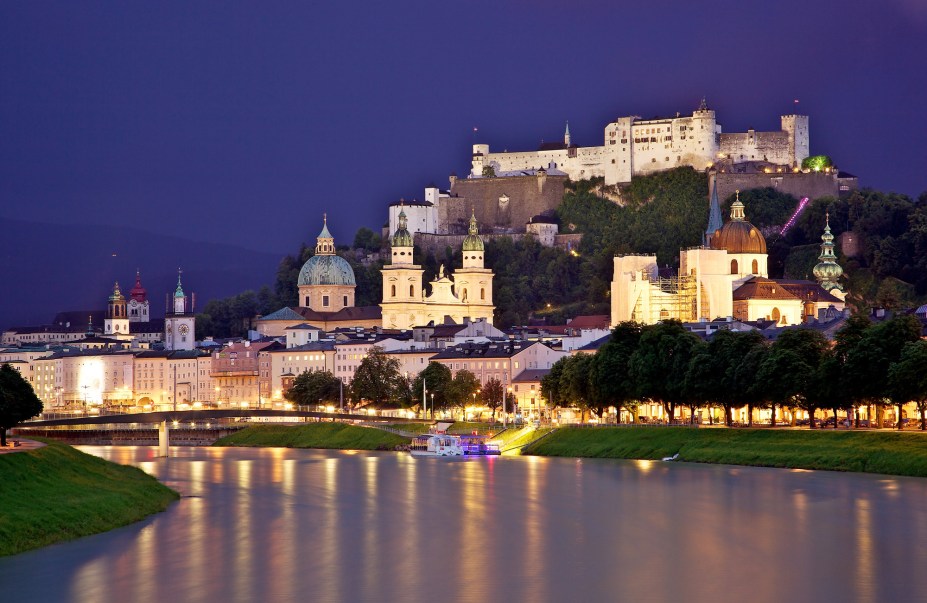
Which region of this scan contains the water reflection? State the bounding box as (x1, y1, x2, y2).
(1, 447, 927, 603)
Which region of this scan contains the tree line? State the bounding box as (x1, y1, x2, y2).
(283, 349, 494, 418)
(542, 314, 927, 429)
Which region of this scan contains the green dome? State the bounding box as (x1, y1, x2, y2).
(298, 254, 356, 286)
(462, 211, 484, 252)
(392, 208, 414, 248)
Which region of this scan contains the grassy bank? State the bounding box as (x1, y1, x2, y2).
(0, 439, 178, 557)
(213, 423, 410, 450)
(524, 427, 927, 477)
(382, 421, 501, 435)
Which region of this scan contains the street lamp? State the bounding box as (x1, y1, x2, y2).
(430, 393, 434, 419)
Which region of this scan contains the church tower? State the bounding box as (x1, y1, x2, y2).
(564, 121, 571, 147)
(381, 207, 425, 329)
(104, 282, 130, 337)
(813, 212, 845, 299)
(454, 211, 495, 312)
(164, 270, 196, 351)
(127, 270, 150, 323)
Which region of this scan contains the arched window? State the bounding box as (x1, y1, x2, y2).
(410, 285, 415, 297)
(752, 259, 758, 275)
(461, 288, 468, 302)
(659, 308, 669, 320)
(391, 285, 396, 298)
(730, 259, 738, 274)
(771, 307, 781, 323)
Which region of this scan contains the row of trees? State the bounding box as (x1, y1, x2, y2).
(284, 349, 503, 417)
(542, 314, 927, 429)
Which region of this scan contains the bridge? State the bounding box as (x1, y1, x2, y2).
(18, 409, 425, 457)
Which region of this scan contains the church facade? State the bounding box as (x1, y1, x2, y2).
(380, 208, 495, 330)
(611, 186, 844, 327)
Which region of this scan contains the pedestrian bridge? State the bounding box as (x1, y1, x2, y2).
(20, 409, 423, 456)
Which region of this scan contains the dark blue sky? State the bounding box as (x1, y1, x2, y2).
(2, 1, 926, 255)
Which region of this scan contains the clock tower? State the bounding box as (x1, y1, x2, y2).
(164, 270, 196, 351)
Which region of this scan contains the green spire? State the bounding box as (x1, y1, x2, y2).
(174, 269, 185, 298)
(813, 212, 844, 292)
(109, 281, 125, 302)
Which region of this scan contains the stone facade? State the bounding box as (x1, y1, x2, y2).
(713, 168, 857, 203)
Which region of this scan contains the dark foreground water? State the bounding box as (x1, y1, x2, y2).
(2, 447, 927, 603)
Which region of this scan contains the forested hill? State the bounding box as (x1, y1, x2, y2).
(195, 168, 927, 336)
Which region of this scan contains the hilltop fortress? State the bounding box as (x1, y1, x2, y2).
(470, 100, 809, 185)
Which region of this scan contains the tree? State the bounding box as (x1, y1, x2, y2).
(716, 330, 766, 427)
(541, 358, 568, 410)
(350, 347, 405, 408)
(0, 364, 43, 446)
(447, 370, 480, 418)
(483, 377, 504, 422)
(591, 322, 643, 421)
(284, 369, 343, 409)
(629, 320, 700, 424)
(560, 354, 595, 420)
(845, 315, 922, 428)
(757, 329, 831, 427)
(888, 341, 927, 430)
(411, 362, 452, 417)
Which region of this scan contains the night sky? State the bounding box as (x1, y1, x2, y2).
(2, 1, 926, 256)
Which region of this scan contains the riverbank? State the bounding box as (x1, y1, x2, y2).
(213, 423, 410, 450)
(524, 427, 927, 477)
(0, 439, 179, 557)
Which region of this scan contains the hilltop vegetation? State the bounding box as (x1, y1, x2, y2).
(195, 167, 927, 336)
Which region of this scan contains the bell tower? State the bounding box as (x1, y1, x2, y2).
(104, 282, 130, 337)
(164, 269, 196, 351)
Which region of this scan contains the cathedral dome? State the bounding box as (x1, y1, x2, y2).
(298, 254, 356, 286)
(462, 211, 484, 252)
(297, 216, 357, 287)
(710, 195, 767, 254)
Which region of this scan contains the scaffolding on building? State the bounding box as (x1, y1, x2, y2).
(629, 273, 698, 324)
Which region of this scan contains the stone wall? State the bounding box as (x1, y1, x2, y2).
(714, 171, 856, 203)
(442, 174, 567, 235)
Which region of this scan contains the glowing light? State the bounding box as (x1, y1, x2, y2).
(780, 197, 810, 236)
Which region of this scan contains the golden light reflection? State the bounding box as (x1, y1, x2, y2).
(635, 459, 654, 474)
(234, 459, 254, 602)
(855, 498, 875, 603)
(320, 457, 341, 602)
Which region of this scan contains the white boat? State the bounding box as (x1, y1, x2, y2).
(409, 434, 464, 457)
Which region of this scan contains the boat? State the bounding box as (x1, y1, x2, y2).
(408, 421, 501, 457)
(409, 433, 464, 457)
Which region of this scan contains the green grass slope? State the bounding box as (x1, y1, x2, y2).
(0, 439, 178, 557)
(524, 427, 927, 477)
(213, 423, 410, 450)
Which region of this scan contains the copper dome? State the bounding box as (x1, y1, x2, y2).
(709, 196, 767, 254)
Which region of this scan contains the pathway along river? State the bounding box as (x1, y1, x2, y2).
(2, 446, 927, 603)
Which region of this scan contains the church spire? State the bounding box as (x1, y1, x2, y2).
(813, 212, 844, 293)
(704, 178, 723, 245)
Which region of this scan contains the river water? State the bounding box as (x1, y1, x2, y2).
(2, 446, 926, 603)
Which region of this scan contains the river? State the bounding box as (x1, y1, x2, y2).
(2, 446, 926, 603)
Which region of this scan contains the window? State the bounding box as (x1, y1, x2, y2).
(480, 288, 485, 300)
(391, 285, 396, 297)
(305, 296, 310, 306)
(752, 259, 758, 274)
(343, 295, 348, 306)
(410, 285, 415, 297)
(731, 259, 738, 274)
(322, 295, 330, 307)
